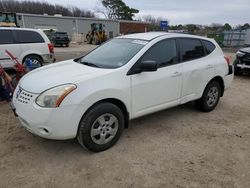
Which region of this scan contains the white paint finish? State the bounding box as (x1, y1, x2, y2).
(12, 32, 233, 140)
(0, 27, 53, 69)
(180, 55, 216, 104)
(131, 63, 183, 118)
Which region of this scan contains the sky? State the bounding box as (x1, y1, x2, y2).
(20, 0, 250, 25)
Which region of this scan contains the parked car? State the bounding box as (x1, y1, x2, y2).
(234, 47, 250, 75)
(50, 32, 70, 47)
(0, 27, 55, 69)
(12, 32, 234, 152)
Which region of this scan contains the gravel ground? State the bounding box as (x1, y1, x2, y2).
(0, 44, 249, 188)
(54, 43, 96, 62)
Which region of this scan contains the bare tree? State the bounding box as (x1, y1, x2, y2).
(0, 0, 95, 18)
(139, 14, 169, 31)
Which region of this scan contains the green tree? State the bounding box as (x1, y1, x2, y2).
(99, 0, 139, 20)
(241, 23, 250, 30)
(185, 24, 199, 33)
(223, 23, 232, 31)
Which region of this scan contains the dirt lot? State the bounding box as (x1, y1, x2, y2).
(0, 44, 250, 188)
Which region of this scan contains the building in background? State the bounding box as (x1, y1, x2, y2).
(208, 29, 250, 47)
(223, 30, 246, 47)
(16, 13, 149, 42)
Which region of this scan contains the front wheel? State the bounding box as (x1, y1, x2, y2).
(92, 35, 99, 45)
(77, 102, 125, 152)
(196, 81, 221, 112)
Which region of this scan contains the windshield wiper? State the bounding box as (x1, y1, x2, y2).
(81, 62, 100, 68)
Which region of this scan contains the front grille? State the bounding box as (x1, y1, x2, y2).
(16, 87, 34, 104)
(243, 54, 250, 61)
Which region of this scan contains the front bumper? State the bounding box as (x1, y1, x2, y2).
(236, 63, 250, 69)
(224, 65, 234, 90)
(54, 40, 70, 44)
(235, 51, 250, 70)
(12, 87, 84, 140)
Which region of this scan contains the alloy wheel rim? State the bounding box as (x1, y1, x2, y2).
(30, 59, 41, 66)
(206, 86, 219, 107)
(91, 113, 119, 145)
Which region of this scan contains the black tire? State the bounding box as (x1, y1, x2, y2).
(23, 55, 43, 70)
(234, 67, 243, 76)
(196, 81, 221, 112)
(92, 35, 99, 45)
(77, 102, 125, 152)
(86, 34, 91, 44)
(66, 43, 69, 47)
(234, 59, 243, 76)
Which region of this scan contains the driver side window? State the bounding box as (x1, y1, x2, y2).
(141, 39, 177, 68)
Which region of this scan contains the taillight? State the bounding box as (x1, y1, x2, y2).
(48, 43, 54, 53)
(224, 56, 231, 65)
(225, 56, 234, 74)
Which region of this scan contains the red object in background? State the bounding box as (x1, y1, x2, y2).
(0, 50, 26, 93)
(0, 64, 14, 101)
(4, 50, 26, 82)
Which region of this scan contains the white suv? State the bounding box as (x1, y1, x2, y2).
(0, 27, 54, 69)
(12, 32, 234, 152)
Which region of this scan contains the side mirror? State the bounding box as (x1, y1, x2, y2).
(127, 60, 158, 75)
(139, 60, 158, 72)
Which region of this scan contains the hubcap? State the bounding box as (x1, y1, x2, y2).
(91, 113, 119, 145)
(206, 86, 219, 107)
(25, 58, 41, 70)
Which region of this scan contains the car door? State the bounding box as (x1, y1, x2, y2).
(0, 29, 21, 69)
(178, 38, 215, 104)
(130, 39, 183, 118)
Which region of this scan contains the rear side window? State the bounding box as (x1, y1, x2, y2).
(0, 30, 14, 44)
(141, 39, 177, 68)
(179, 38, 205, 62)
(15, 30, 44, 43)
(203, 40, 216, 54)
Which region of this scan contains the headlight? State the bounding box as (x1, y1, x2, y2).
(36, 84, 77, 108)
(236, 50, 245, 58)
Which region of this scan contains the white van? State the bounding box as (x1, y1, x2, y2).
(0, 27, 54, 69)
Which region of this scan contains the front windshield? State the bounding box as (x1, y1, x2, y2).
(80, 38, 148, 68)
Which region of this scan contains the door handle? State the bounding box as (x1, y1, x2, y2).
(206, 64, 214, 69)
(171, 71, 182, 77)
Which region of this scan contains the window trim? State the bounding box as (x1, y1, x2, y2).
(127, 38, 179, 75)
(177, 37, 207, 63)
(201, 39, 216, 56)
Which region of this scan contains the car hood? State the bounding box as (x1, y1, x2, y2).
(19, 60, 113, 93)
(239, 47, 250, 53)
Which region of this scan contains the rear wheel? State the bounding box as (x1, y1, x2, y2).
(77, 102, 125, 152)
(23, 55, 43, 71)
(196, 81, 221, 112)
